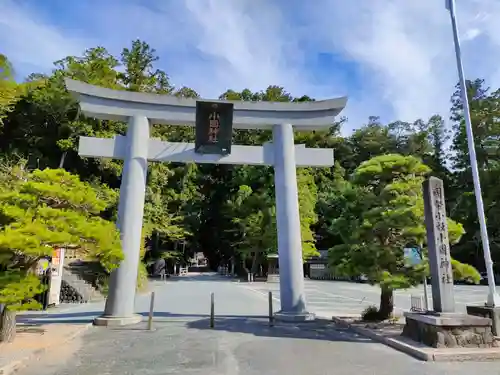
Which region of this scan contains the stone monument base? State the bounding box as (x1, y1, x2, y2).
(466, 305, 500, 337)
(93, 314, 142, 327)
(402, 312, 496, 348)
(274, 311, 315, 322)
(266, 274, 280, 283)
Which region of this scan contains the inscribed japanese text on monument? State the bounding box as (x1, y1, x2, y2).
(423, 176, 455, 313)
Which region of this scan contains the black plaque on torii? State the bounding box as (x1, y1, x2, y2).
(195, 101, 234, 155)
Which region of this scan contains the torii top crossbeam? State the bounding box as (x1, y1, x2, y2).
(64, 79, 347, 131)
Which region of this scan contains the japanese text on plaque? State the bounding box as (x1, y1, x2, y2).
(208, 111, 220, 143)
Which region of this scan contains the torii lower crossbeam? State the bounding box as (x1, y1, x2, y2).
(79, 136, 334, 167)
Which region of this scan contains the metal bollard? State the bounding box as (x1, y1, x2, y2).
(268, 291, 274, 327)
(210, 292, 215, 328)
(147, 291, 155, 331)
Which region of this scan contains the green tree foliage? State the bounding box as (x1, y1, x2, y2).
(327, 154, 479, 319)
(297, 168, 319, 259)
(0, 54, 19, 127)
(0, 54, 43, 130)
(223, 166, 319, 274)
(448, 79, 500, 268)
(0, 162, 123, 311)
(226, 184, 277, 274)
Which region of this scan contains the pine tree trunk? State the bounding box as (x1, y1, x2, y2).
(0, 307, 16, 343)
(58, 151, 67, 169)
(378, 287, 394, 320)
(250, 252, 258, 276)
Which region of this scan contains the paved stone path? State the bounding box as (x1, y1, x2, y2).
(14, 275, 499, 375)
(244, 279, 492, 317)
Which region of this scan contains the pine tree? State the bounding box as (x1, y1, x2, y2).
(0, 162, 123, 342)
(328, 154, 480, 320)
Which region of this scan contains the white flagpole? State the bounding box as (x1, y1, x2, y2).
(445, 0, 500, 307)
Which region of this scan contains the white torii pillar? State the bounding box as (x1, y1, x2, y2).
(65, 79, 347, 325)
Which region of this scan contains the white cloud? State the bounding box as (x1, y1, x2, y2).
(306, 0, 500, 126)
(1, 0, 500, 134)
(0, 0, 91, 72)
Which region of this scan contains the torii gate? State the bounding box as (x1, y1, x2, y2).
(65, 78, 347, 326)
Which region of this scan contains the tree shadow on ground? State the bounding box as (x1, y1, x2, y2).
(137, 312, 268, 319)
(16, 311, 101, 325)
(185, 316, 376, 344)
(15, 311, 271, 325)
(15, 310, 379, 345)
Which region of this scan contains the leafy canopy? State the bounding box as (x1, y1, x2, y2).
(0, 163, 123, 310)
(328, 154, 479, 309)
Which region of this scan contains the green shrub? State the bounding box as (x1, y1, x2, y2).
(0, 271, 46, 311)
(137, 262, 149, 291)
(361, 305, 381, 322)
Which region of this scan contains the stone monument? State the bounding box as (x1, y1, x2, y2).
(403, 177, 495, 348)
(65, 79, 347, 325)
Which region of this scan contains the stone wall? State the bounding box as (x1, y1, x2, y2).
(467, 305, 500, 337)
(60, 280, 85, 303)
(402, 316, 497, 348)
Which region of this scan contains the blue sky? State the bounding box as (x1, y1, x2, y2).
(1, 0, 500, 134)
